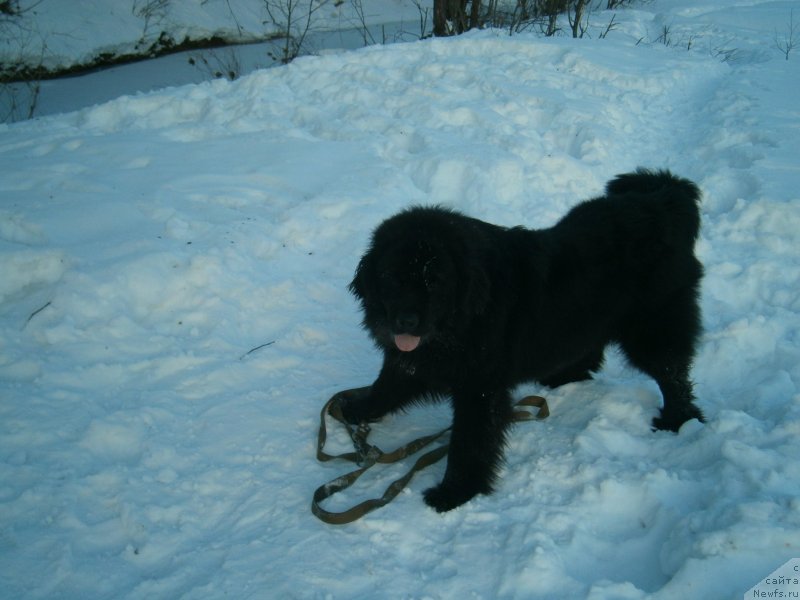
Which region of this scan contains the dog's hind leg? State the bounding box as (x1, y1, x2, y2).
(617, 287, 705, 432)
(649, 365, 704, 431)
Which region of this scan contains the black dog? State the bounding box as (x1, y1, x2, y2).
(343, 169, 705, 512)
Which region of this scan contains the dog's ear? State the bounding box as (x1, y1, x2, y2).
(349, 252, 372, 300)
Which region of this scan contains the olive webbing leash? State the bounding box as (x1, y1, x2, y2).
(312, 387, 549, 525)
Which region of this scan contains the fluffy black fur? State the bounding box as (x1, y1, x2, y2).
(343, 169, 705, 512)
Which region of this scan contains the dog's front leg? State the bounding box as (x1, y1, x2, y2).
(423, 388, 514, 512)
(339, 355, 427, 424)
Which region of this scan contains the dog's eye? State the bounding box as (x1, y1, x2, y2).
(423, 258, 441, 289)
(378, 271, 401, 294)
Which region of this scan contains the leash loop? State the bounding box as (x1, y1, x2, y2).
(312, 387, 548, 524)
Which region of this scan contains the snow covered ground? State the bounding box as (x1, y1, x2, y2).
(1, 0, 799, 598)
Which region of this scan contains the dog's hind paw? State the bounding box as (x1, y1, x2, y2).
(652, 404, 706, 432)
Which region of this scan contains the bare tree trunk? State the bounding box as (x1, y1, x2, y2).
(433, 0, 444, 35)
(570, 0, 588, 38)
(433, 0, 480, 36)
(469, 0, 482, 29)
(535, 0, 561, 36)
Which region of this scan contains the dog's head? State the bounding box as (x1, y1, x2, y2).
(349, 207, 490, 353)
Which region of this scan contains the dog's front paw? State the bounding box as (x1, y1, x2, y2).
(334, 387, 375, 424)
(423, 482, 479, 513)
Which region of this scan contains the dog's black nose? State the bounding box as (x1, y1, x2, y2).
(394, 312, 419, 333)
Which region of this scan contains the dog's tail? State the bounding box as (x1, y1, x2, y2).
(606, 168, 702, 242)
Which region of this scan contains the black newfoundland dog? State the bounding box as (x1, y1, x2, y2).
(342, 169, 705, 512)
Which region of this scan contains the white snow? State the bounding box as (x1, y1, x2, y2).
(1, 0, 799, 598)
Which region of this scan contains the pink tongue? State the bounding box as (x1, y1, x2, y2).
(394, 333, 421, 352)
